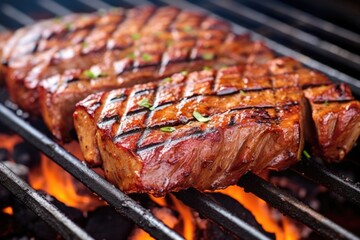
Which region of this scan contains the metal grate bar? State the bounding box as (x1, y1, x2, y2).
(249, 0, 360, 46)
(0, 104, 184, 240)
(204, 0, 360, 77)
(291, 158, 360, 207)
(0, 4, 35, 25)
(156, 0, 360, 96)
(174, 189, 272, 240)
(37, 0, 73, 16)
(0, 162, 94, 240)
(238, 172, 360, 240)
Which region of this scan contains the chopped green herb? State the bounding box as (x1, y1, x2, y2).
(166, 39, 174, 47)
(131, 33, 141, 40)
(203, 66, 212, 71)
(138, 98, 153, 109)
(83, 69, 107, 79)
(162, 77, 172, 83)
(181, 71, 188, 76)
(53, 17, 62, 23)
(323, 100, 329, 106)
(183, 25, 193, 33)
(202, 53, 215, 60)
(160, 126, 176, 133)
(81, 42, 89, 48)
(303, 150, 311, 159)
(240, 90, 246, 96)
(65, 23, 73, 31)
(220, 65, 229, 69)
(193, 111, 210, 123)
(127, 52, 136, 59)
(142, 53, 152, 62)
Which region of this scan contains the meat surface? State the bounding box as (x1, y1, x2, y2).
(74, 57, 345, 195)
(0, 32, 12, 85)
(0, 6, 273, 140)
(304, 84, 360, 162)
(39, 35, 272, 141)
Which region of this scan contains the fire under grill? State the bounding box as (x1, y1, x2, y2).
(0, 0, 359, 239)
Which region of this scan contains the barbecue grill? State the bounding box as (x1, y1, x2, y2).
(0, 0, 359, 239)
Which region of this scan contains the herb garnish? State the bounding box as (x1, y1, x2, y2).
(202, 53, 215, 60)
(81, 42, 89, 48)
(193, 111, 210, 123)
(240, 90, 246, 96)
(131, 33, 141, 40)
(138, 98, 153, 110)
(65, 23, 73, 31)
(203, 66, 212, 71)
(160, 126, 176, 133)
(127, 52, 136, 60)
(142, 53, 152, 62)
(183, 25, 193, 33)
(162, 77, 172, 83)
(323, 100, 329, 106)
(303, 150, 311, 159)
(181, 71, 188, 76)
(83, 69, 107, 79)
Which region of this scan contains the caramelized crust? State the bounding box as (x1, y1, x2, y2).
(74, 57, 338, 195)
(40, 34, 273, 140)
(304, 84, 360, 162)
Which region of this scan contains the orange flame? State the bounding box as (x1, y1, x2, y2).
(218, 185, 299, 240)
(170, 195, 195, 240)
(29, 141, 103, 211)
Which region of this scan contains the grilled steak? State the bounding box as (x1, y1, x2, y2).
(0, 32, 12, 85)
(73, 57, 349, 195)
(304, 84, 360, 162)
(0, 6, 273, 140)
(39, 36, 271, 141)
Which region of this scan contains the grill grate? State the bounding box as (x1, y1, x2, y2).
(0, 0, 359, 239)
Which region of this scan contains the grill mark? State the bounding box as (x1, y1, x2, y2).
(136, 130, 207, 153)
(110, 93, 127, 103)
(313, 99, 354, 104)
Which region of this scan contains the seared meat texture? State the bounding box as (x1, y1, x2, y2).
(0, 32, 12, 85)
(0, 6, 273, 140)
(74, 57, 338, 195)
(304, 84, 360, 162)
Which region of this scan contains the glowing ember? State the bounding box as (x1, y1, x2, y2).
(29, 141, 103, 211)
(2, 206, 13, 215)
(170, 195, 195, 240)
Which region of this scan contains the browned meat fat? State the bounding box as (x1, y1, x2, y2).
(304, 84, 360, 162)
(0, 32, 12, 85)
(74, 57, 341, 195)
(0, 6, 273, 140)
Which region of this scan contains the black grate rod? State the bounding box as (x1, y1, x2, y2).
(206, 0, 360, 70)
(0, 162, 94, 240)
(77, 0, 113, 10)
(291, 158, 360, 207)
(238, 172, 360, 240)
(157, 0, 360, 96)
(37, 0, 73, 16)
(174, 189, 272, 240)
(0, 4, 35, 25)
(0, 104, 184, 240)
(252, 0, 360, 45)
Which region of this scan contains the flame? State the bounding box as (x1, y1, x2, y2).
(29, 141, 103, 211)
(2, 206, 13, 215)
(170, 195, 195, 240)
(218, 185, 299, 240)
(130, 207, 179, 240)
